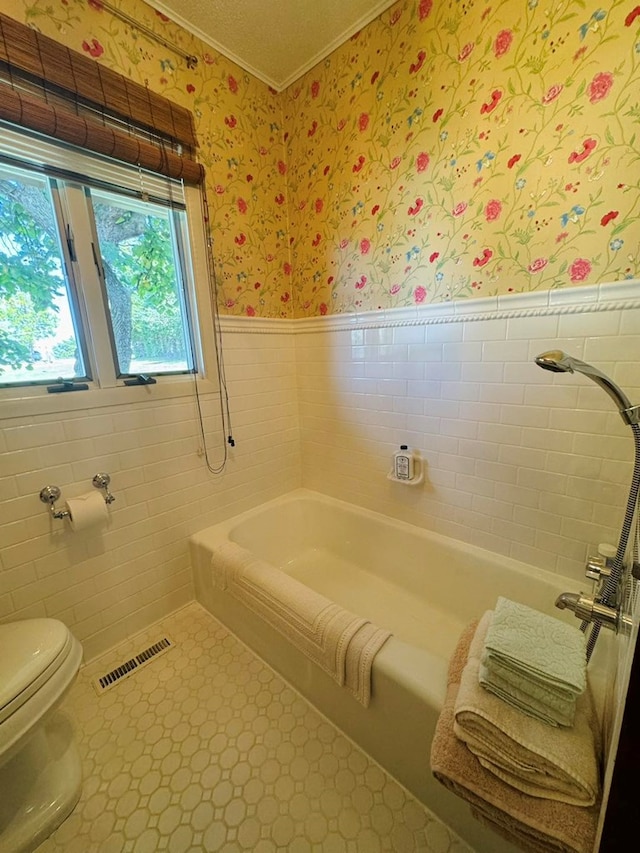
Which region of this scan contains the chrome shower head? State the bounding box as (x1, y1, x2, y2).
(535, 349, 640, 426)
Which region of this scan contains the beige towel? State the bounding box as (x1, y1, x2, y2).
(211, 541, 391, 706)
(430, 621, 600, 853)
(454, 611, 600, 806)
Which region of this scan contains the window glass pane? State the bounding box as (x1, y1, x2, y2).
(91, 189, 194, 377)
(0, 164, 86, 385)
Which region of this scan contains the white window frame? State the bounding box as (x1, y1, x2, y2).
(0, 126, 218, 418)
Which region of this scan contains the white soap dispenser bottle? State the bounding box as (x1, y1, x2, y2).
(394, 445, 414, 481)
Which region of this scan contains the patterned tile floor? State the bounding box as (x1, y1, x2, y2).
(35, 602, 474, 853)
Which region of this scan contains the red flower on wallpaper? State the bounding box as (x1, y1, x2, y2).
(408, 198, 424, 216)
(569, 258, 592, 282)
(246, 305, 256, 317)
(371, 204, 380, 215)
(360, 238, 371, 254)
(275, 193, 285, 205)
(155, 10, 170, 22)
(416, 152, 430, 172)
(588, 72, 614, 103)
(452, 201, 468, 217)
(311, 80, 320, 98)
(414, 286, 427, 303)
(355, 275, 368, 289)
(315, 198, 324, 214)
(353, 155, 365, 173)
(280, 292, 291, 303)
(228, 75, 238, 93)
(186, 83, 195, 94)
(432, 108, 443, 123)
(308, 120, 318, 137)
(88, 0, 104, 10)
(410, 50, 427, 74)
(494, 29, 513, 58)
(507, 154, 521, 169)
(319, 303, 328, 315)
(625, 6, 640, 26)
(389, 156, 402, 169)
(485, 199, 502, 221)
(419, 0, 433, 21)
(473, 249, 493, 268)
(237, 198, 248, 214)
(278, 160, 287, 175)
(480, 89, 502, 114)
(82, 38, 104, 58)
(234, 233, 246, 246)
(542, 84, 563, 105)
(429, 252, 439, 263)
(283, 262, 292, 275)
(528, 258, 548, 274)
(600, 210, 619, 226)
(568, 138, 597, 164)
(224, 115, 237, 128)
(312, 233, 321, 247)
(358, 113, 370, 131)
(458, 42, 474, 62)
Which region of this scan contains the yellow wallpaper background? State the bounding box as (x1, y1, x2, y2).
(1, 0, 639, 317)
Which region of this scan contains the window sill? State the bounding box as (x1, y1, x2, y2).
(0, 376, 219, 421)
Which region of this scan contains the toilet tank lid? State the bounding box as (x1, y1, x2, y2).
(0, 619, 70, 710)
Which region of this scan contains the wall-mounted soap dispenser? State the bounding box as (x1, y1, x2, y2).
(388, 445, 423, 485)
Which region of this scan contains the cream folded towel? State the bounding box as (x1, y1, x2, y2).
(454, 611, 601, 806)
(211, 541, 391, 707)
(430, 620, 600, 853)
(483, 596, 586, 697)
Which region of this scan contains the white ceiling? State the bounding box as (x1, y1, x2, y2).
(152, 0, 397, 91)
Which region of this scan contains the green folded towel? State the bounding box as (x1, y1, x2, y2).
(482, 597, 587, 696)
(479, 661, 577, 727)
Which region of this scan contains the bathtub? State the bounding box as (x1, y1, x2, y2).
(190, 489, 605, 853)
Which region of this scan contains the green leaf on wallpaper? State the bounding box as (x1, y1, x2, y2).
(497, 242, 506, 258)
(625, 106, 640, 123)
(442, 17, 459, 35)
(507, 79, 516, 96)
(611, 219, 635, 236)
(575, 80, 586, 97)
(524, 57, 544, 75)
(605, 127, 616, 145)
(513, 229, 532, 245)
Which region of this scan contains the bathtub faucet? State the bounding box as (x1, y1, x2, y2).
(554, 591, 632, 634)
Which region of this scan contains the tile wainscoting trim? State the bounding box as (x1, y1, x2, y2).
(218, 279, 640, 334)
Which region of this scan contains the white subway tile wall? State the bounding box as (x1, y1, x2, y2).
(296, 302, 640, 583)
(2, 293, 639, 661)
(0, 332, 301, 660)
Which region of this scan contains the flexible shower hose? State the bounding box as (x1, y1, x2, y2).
(584, 422, 640, 661)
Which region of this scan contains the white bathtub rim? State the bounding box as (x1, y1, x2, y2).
(195, 486, 583, 595)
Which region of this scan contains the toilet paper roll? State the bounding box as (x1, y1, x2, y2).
(65, 490, 108, 531)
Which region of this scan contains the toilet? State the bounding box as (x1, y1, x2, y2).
(0, 619, 83, 853)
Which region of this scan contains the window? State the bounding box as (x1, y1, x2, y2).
(0, 127, 213, 399)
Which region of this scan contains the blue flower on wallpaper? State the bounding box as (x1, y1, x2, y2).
(560, 205, 586, 227)
(406, 246, 420, 261)
(610, 239, 624, 251)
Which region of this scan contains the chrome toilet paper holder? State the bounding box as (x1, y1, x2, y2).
(40, 473, 116, 520)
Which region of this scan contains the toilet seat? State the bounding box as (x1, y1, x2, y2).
(0, 620, 74, 726)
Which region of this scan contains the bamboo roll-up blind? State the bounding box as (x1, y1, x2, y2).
(0, 12, 204, 185)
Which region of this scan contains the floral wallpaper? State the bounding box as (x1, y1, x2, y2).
(283, 0, 640, 316)
(0, 0, 293, 318)
(1, 0, 639, 317)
